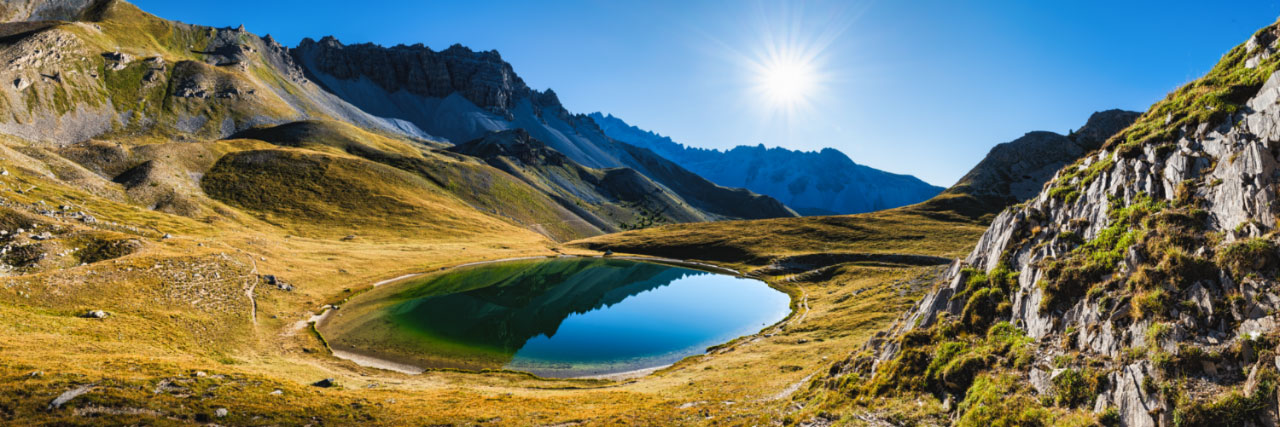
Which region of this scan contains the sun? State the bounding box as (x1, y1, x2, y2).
(732, 3, 845, 118)
(758, 57, 817, 107)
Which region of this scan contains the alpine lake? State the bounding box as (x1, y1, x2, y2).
(317, 257, 793, 378)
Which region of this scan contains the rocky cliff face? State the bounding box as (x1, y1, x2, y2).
(946, 109, 1141, 205)
(590, 113, 943, 215)
(821, 22, 1280, 427)
(294, 37, 535, 119)
(289, 36, 602, 156)
(0, 0, 105, 22)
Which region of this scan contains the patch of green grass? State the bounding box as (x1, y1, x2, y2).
(1051, 368, 1104, 408)
(954, 264, 1017, 331)
(955, 374, 1054, 427)
(1216, 237, 1278, 278)
(1132, 289, 1171, 320)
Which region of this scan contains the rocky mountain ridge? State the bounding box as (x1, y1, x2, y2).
(289, 34, 797, 222)
(945, 109, 1141, 204)
(296, 36, 539, 119)
(289, 36, 610, 163)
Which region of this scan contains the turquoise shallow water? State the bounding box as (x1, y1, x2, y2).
(325, 257, 791, 378)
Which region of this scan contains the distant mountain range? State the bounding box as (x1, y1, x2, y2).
(589, 113, 943, 215)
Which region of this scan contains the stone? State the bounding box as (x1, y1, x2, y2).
(312, 378, 335, 388)
(143, 69, 162, 83)
(83, 310, 107, 319)
(48, 384, 94, 410)
(102, 51, 130, 62)
(214, 407, 228, 418)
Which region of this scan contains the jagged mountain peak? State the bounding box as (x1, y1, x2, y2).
(943, 110, 1140, 206)
(293, 36, 535, 117)
(1072, 109, 1143, 149)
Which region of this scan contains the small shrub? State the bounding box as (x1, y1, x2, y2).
(1173, 368, 1278, 426)
(1133, 289, 1171, 320)
(1146, 322, 1172, 347)
(1059, 231, 1084, 245)
(939, 352, 988, 392)
(986, 322, 1032, 352)
(1052, 368, 1100, 407)
(1098, 407, 1122, 426)
(956, 374, 1054, 427)
(961, 287, 1009, 331)
(925, 341, 967, 382)
(866, 347, 931, 395)
(1217, 238, 1278, 278)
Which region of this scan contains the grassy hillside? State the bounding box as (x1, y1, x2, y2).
(0, 1, 1008, 425)
(451, 129, 722, 232)
(573, 204, 985, 267)
(0, 124, 991, 424)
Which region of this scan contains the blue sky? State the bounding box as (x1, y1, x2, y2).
(133, 0, 1280, 186)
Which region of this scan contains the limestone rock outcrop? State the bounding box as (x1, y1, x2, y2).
(837, 22, 1280, 427)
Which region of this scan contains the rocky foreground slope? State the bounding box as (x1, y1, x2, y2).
(808, 20, 1280, 427)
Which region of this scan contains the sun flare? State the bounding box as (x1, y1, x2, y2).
(733, 3, 847, 119)
(758, 57, 817, 107)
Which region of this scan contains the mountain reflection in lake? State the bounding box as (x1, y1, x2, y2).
(319, 257, 791, 378)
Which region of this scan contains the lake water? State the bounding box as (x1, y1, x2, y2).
(318, 257, 792, 378)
